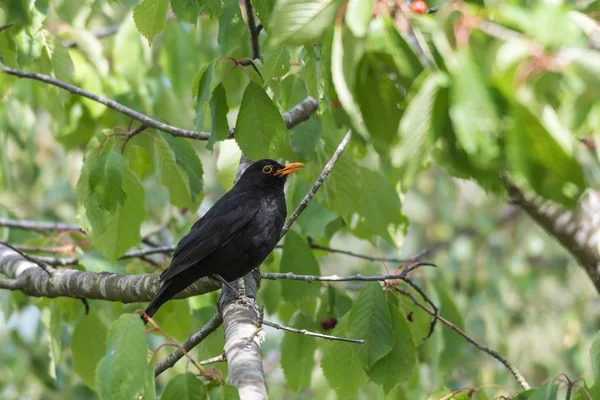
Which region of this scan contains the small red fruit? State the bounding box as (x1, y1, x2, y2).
(320, 318, 338, 331)
(411, 0, 427, 14)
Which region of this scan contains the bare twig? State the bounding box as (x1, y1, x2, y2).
(395, 287, 531, 390)
(0, 64, 212, 140)
(0, 218, 82, 233)
(243, 0, 261, 60)
(199, 353, 226, 365)
(263, 320, 364, 344)
(0, 23, 15, 33)
(154, 314, 223, 376)
(308, 241, 429, 264)
(280, 130, 352, 237)
(30, 255, 79, 266)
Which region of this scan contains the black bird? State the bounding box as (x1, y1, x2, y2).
(142, 159, 303, 322)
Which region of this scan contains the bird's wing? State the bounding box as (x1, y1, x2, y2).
(160, 198, 259, 282)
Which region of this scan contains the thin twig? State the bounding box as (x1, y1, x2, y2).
(31, 255, 79, 266)
(0, 240, 54, 275)
(394, 288, 531, 390)
(243, 0, 261, 60)
(308, 241, 429, 264)
(0, 23, 15, 33)
(261, 265, 437, 283)
(0, 65, 211, 140)
(199, 353, 226, 365)
(63, 24, 120, 48)
(0, 218, 82, 233)
(262, 320, 364, 344)
(154, 314, 223, 377)
(280, 130, 352, 237)
(13, 245, 71, 254)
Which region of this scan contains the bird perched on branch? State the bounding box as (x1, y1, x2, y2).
(142, 159, 303, 323)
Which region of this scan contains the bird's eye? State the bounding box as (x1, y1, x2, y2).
(262, 165, 273, 174)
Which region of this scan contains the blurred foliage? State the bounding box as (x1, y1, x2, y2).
(1, 0, 600, 398)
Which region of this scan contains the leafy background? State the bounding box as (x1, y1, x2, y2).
(2, 0, 600, 398)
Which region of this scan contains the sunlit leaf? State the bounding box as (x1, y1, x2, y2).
(133, 0, 169, 43)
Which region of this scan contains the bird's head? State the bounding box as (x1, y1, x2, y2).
(239, 159, 304, 189)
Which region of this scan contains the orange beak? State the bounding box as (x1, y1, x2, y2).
(275, 162, 304, 176)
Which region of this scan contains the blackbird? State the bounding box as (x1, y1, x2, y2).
(142, 159, 303, 322)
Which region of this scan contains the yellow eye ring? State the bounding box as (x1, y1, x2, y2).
(262, 165, 273, 174)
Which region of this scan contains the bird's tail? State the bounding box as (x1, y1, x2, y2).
(141, 282, 171, 324)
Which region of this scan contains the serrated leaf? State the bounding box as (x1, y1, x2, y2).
(218, 1, 245, 55)
(89, 150, 127, 212)
(170, 0, 200, 25)
(290, 116, 321, 161)
(126, 145, 152, 179)
(235, 81, 287, 159)
(367, 294, 417, 393)
(528, 381, 559, 400)
(321, 315, 368, 398)
(393, 73, 447, 190)
(346, 0, 374, 37)
(194, 63, 214, 131)
(356, 53, 404, 154)
(208, 83, 230, 150)
(253, 0, 276, 31)
(449, 50, 500, 167)
(507, 104, 585, 207)
(269, 0, 342, 47)
(40, 31, 74, 82)
(96, 314, 149, 400)
(156, 132, 204, 210)
(261, 46, 290, 82)
(347, 283, 394, 368)
(78, 156, 147, 261)
(72, 311, 108, 390)
(281, 311, 318, 391)
(152, 300, 191, 342)
(133, 0, 169, 43)
(280, 230, 320, 305)
(161, 372, 206, 400)
(291, 179, 336, 240)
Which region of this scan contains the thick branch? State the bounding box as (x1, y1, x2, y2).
(501, 178, 600, 293)
(154, 314, 223, 376)
(0, 244, 219, 301)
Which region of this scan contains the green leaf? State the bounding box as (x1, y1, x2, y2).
(434, 281, 467, 372)
(367, 294, 417, 393)
(356, 52, 404, 154)
(170, 0, 200, 25)
(78, 154, 147, 261)
(152, 300, 192, 342)
(218, 0, 245, 55)
(291, 179, 337, 241)
(281, 311, 318, 391)
(269, 0, 342, 47)
(125, 145, 152, 179)
(332, 19, 368, 137)
(347, 283, 394, 368)
(528, 381, 559, 400)
(591, 331, 600, 384)
(156, 132, 204, 210)
(346, 0, 374, 37)
(194, 62, 215, 131)
(40, 32, 74, 82)
(321, 315, 368, 398)
(261, 46, 290, 82)
(208, 83, 230, 150)
(280, 230, 321, 305)
(89, 150, 127, 212)
(253, 0, 276, 31)
(133, 0, 169, 43)
(449, 50, 501, 168)
(507, 104, 585, 207)
(161, 372, 206, 400)
(393, 73, 447, 190)
(290, 116, 321, 161)
(235, 81, 287, 160)
(96, 314, 149, 400)
(72, 311, 108, 389)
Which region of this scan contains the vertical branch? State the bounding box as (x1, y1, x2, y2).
(243, 0, 261, 60)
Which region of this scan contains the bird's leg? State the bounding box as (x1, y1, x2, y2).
(212, 274, 238, 294)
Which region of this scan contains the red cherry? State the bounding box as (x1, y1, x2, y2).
(320, 318, 338, 331)
(411, 0, 427, 14)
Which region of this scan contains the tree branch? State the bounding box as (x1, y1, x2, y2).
(280, 130, 352, 237)
(0, 218, 82, 233)
(0, 244, 219, 301)
(243, 0, 261, 60)
(260, 266, 436, 283)
(395, 287, 531, 390)
(63, 24, 121, 48)
(501, 176, 600, 294)
(154, 313, 223, 376)
(262, 320, 364, 344)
